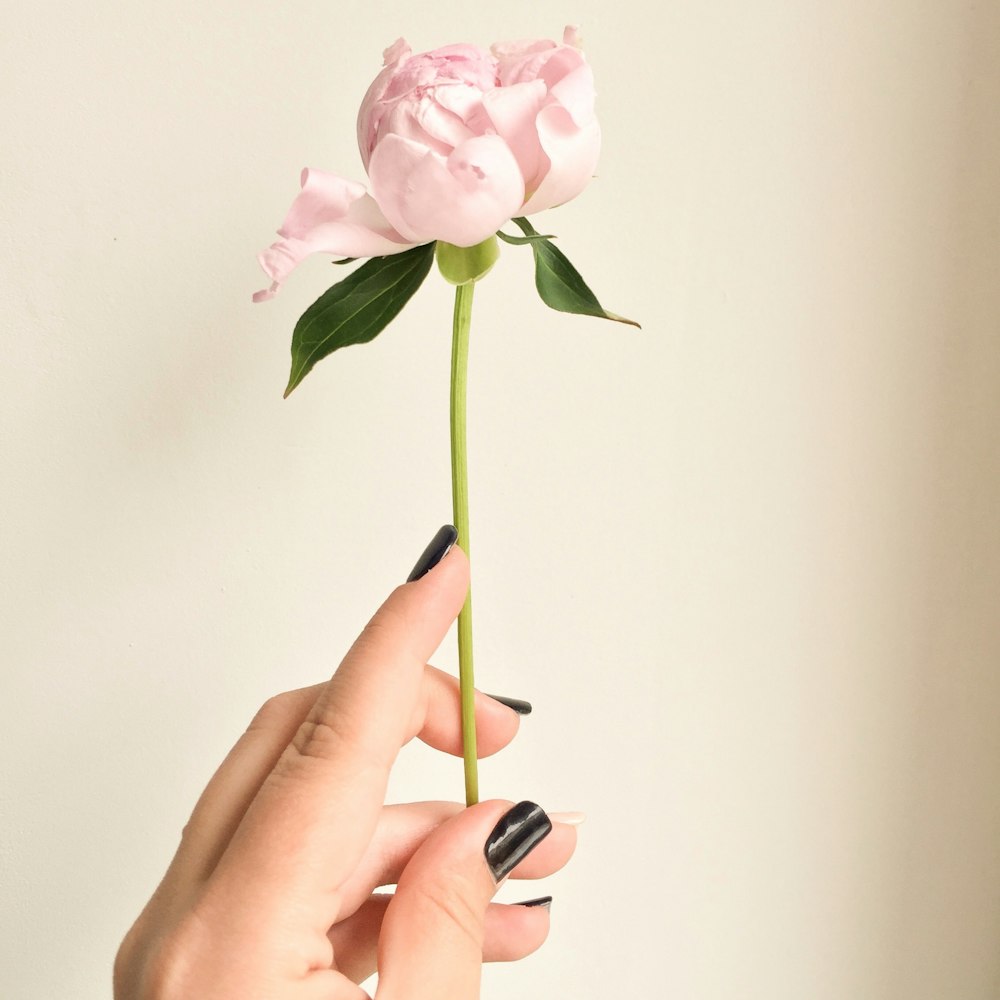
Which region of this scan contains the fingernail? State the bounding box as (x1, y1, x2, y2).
(484, 801, 552, 883)
(486, 693, 532, 715)
(549, 811, 586, 827)
(407, 525, 458, 582)
(515, 895, 553, 910)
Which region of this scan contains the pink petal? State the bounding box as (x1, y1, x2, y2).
(482, 80, 548, 194)
(492, 28, 588, 91)
(433, 81, 491, 126)
(377, 101, 454, 160)
(358, 42, 496, 169)
(253, 168, 418, 302)
(494, 42, 569, 88)
(532, 47, 586, 91)
(275, 169, 366, 239)
(562, 25, 583, 48)
(490, 38, 556, 81)
(382, 38, 411, 65)
(547, 62, 597, 127)
(521, 104, 601, 215)
(377, 92, 474, 158)
(369, 133, 525, 246)
(417, 91, 478, 149)
(357, 40, 413, 169)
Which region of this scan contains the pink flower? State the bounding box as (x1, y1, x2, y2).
(254, 26, 600, 302)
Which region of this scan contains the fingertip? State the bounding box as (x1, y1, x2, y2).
(504, 817, 577, 879)
(410, 540, 469, 623)
(474, 689, 522, 757)
(406, 525, 458, 582)
(436, 539, 469, 586)
(386, 537, 470, 663)
(482, 899, 552, 962)
(448, 537, 469, 570)
(418, 669, 520, 757)
(406, 527, 469, 587)
(376, 798, 520, 996)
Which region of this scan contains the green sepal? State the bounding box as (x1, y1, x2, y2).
(511, 217, 640, 328)
(497, 228, 556, 245)
(332, 257, 358, 265)
(284, 242, 436, 397)
(435, 236, 500, 285)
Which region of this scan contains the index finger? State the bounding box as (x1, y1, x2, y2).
(208, 527, 468, 933)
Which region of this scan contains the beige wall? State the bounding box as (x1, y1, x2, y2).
(2, 2, 998, 997)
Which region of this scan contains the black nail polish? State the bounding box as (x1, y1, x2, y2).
(407, 525, 458, 582)
(515, 895, 552, 910)
(487, 693, 532, 716)
(484, 801, 552, 883)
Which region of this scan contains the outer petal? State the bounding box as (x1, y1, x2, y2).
(482, 80, 548, 194)
(520, 105, 601, 215)
(369, 134, 525, 247)
(488, 28, 599, 215)
(357, 38, 412, 169)
(253, 168, 418, 302)
(547, 61, 597, 127)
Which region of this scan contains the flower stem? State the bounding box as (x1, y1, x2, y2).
(450, 280, 478, 807)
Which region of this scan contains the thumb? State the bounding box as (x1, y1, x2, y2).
(374, 800, 553, 1000)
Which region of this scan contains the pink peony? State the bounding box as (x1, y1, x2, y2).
(254, 26, 600, 302)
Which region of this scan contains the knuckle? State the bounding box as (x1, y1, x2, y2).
(120, 916, 203, 1000)
(287, 715, 346, 763)
(276, 709, 381, 777)
(247, 690, 300, 733)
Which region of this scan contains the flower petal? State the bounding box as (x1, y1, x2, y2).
(369, 133, 525, 246)
(253, 168, 417, 301)
(376, 91, 475, 158)
(492, 27, 589, 95)
(562, 24, 583, 48)
(547, 61, 597, 127)
(382, 38, 411, 66)
(482, 80, 548, 194)
(358, 41, 496, 169)
(275, 168, 366, 239)
(521, 104, 601, 215)
(490, 38, 555, 81)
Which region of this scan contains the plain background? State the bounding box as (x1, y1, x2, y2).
(2, 1, 999, 997)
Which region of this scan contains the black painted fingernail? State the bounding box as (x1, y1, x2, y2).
(407, 524, 458, 582)
(487, 693, 532, 715)
(515, 895, 552, 910)
(484, 801, 552, 883)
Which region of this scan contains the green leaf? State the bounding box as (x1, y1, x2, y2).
(496, 228, 556, 245)
(332, 257, 358, 265)
(435, 236, 500, 285)
(511, 217, 640, 328)
(284, 243, 435, 397)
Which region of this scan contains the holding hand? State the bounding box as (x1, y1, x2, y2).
(115, 527, 578, 999)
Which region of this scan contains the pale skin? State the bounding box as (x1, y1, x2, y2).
(114, 544, 577, 999)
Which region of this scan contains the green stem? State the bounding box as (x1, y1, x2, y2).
(450, 281, 478, 807)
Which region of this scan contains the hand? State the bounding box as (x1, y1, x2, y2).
(114, 527, 578, 999)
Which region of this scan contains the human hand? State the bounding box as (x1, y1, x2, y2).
(114, 526, 578, 999)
